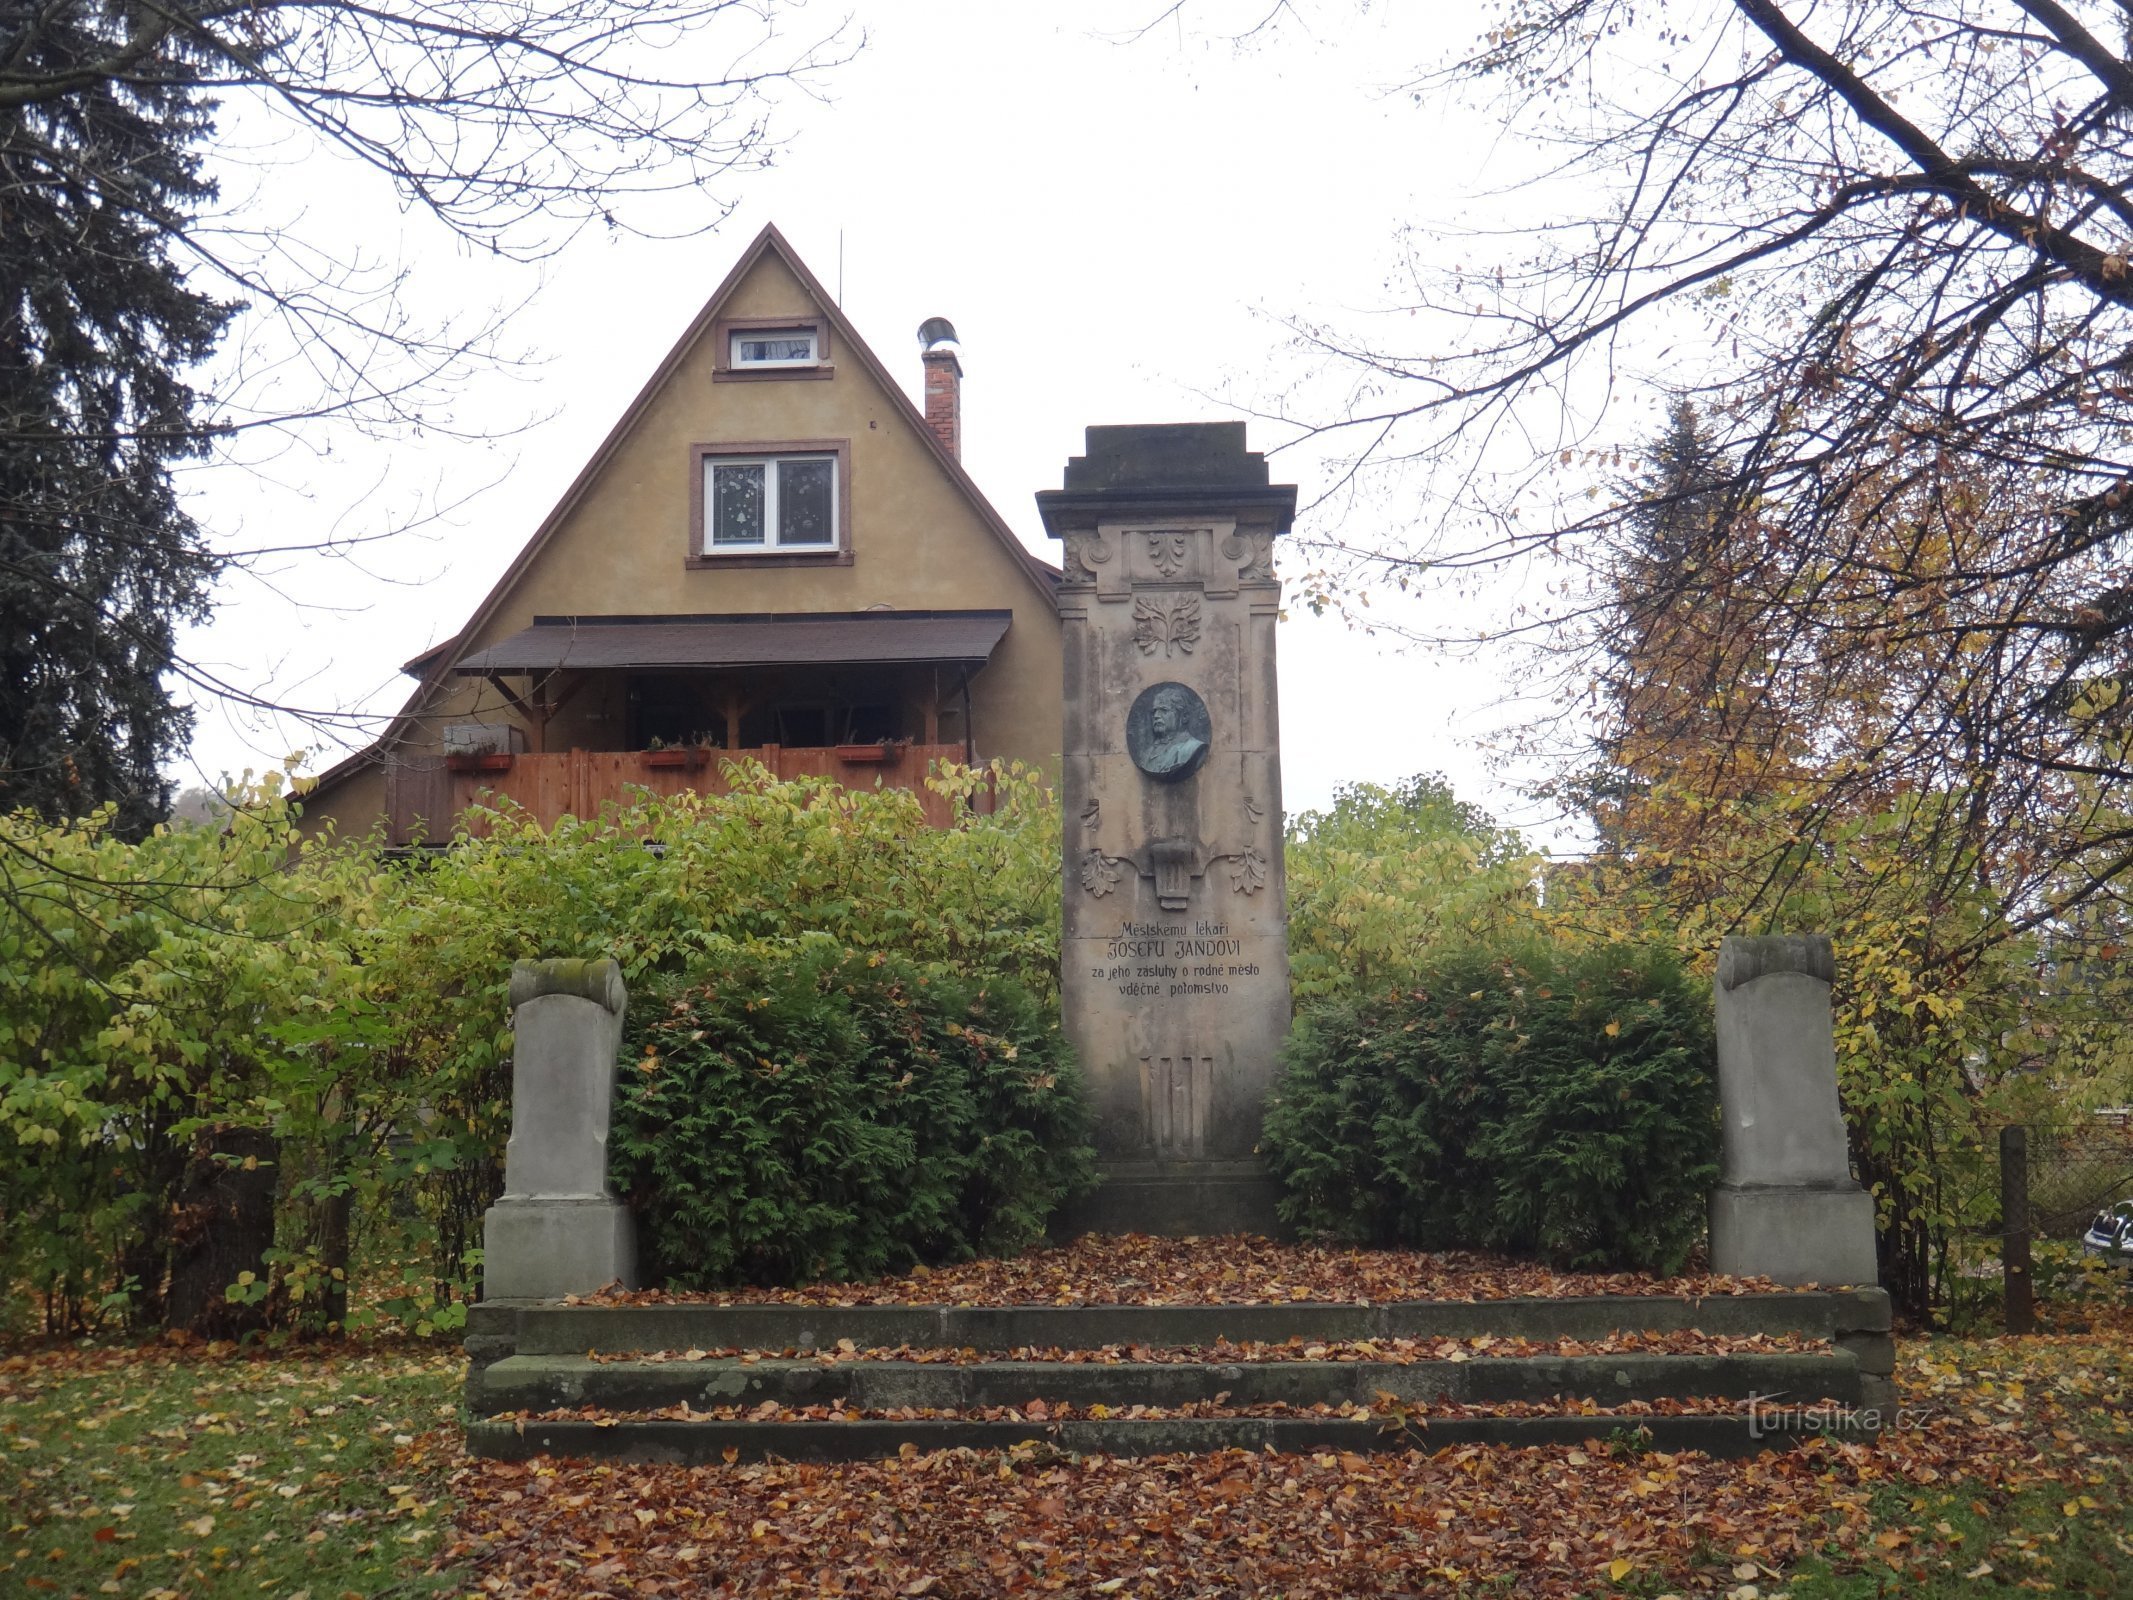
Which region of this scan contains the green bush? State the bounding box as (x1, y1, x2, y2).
(1264, 943, 1718, 1273)
(610, 938, 1097, 1287)
(0, 761, 1064, 1336)
(1286, 774, 1542, 1004)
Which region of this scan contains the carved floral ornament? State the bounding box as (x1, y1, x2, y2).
(1064, 526, 1262, 585)
(1133, 592, 1201, 658)
(1080, 848, 1125, 897)
(1078, 840, 1269, 902)
(1079, 795, 1273, 903)
(1062, 531, 1111, 582)
(1226, 846, 1269, 895)
(1221, 529, 1276, 583)
(1145, 530, 1191, 578)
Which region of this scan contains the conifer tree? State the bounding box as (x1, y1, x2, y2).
(0, 15, 229, 835)
(1595, 401, 1799, 816)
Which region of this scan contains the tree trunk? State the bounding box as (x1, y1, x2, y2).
(313, 1183, 352, 1334)
(111, 1106, 188, 1330)
(115, 1231, 167, 1331)
(165, 1125, 280, 1336)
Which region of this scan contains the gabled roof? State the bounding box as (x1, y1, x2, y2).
(311, 222, 1056, 795)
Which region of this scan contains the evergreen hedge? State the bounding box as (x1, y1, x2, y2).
(1264, 943, 1718, 1273)
(611, 938, 1097, 1287)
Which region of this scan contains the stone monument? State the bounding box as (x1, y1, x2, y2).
(1038, 423, 1297, 1234)
(1709, 935, 1880, 1287)
(482, 957, 639, 1299)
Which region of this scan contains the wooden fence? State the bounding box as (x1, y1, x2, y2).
(384, 743, 975, 844)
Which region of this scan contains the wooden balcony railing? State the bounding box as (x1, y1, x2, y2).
(385, 743, 974, 844)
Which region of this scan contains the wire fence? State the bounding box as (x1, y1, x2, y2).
(1934, 1117, 2133, 1330)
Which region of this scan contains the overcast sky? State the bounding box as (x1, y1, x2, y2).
(176, 1, 1604, 839)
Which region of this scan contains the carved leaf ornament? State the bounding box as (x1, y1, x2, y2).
(1146, 530, 1190, 578)
(1134, 593, 1201, 658)
(1080, 848, 1125, 897)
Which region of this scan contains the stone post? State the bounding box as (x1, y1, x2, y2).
(1708, 935, 1879, 1286)
(1037, 423, 1298, 1235)
(481, 958, 638, 1300)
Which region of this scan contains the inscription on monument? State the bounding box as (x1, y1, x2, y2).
(1092, 918, 1262, 1001)
(1126, 681, 1211, 782)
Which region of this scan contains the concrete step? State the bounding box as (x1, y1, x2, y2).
(467, 1286, 1891, 1359)
(463, 1287, 1895, 1461)
(465, 1407, 1878, 1465)
(469, 1349, 1861, 1417)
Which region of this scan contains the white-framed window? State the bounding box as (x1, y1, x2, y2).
(729, 326, 819, 368)
(703, 453, 838, 550)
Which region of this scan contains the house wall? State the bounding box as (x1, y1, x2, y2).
(298, 762, 385, 844)
(301, 246, 1062, 840)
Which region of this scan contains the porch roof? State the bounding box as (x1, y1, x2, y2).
(452, 610, 1013, 675)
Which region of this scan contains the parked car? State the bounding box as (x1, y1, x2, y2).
(2081, 1200, 2133, 1265)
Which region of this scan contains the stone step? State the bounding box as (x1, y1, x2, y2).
(464, 1288, 1895, 1460)
(464, 1407, 1878, 1465)
(467, 1286, 1891, 1360)
(469, 1349, 1862, 1417)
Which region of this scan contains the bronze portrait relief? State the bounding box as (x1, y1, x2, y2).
(1127, 681, 1211, 782)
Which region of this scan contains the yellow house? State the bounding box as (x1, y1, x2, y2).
(301, 224, 1063, 844)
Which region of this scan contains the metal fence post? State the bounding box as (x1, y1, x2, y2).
(2001, 1124, 2035, 1335)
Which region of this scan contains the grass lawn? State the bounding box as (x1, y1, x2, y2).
(3, 1310, 2127, 1598)
(1780, 1477, 2133, 1598)
(2, 1342, 464, 1599)
(1773, 1317, 2133, 1599)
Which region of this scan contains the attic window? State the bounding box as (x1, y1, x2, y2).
(731, 327, 818, 368)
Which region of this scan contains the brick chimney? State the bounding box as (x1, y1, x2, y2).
(918, 317, 961, 460)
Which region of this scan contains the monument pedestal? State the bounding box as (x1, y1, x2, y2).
(483, 1196, 638, 1301)
(1039, 424, 1299, 1235)
(1709, 1184, 1878, 1288)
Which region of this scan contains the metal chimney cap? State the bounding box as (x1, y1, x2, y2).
(917, 316, 960, 350)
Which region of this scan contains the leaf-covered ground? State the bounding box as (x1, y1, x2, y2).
(575, 1236, 1790, 1307)
(1, 1342, 461, 1599)
(450, 1312, 2133, 1598)
(5, 1307, 2127, 1598)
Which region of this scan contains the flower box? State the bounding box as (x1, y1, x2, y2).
(835, 743, 893, 764)
(642, 747, 711, 770)
(446, 751, 514, 774)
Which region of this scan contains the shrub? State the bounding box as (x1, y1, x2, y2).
(0, 762, 1064, 1334)
(1286, 774, 1541, 1004)
(1264, 942, 1718, 1273)
(610, 938, 1096, 1287)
